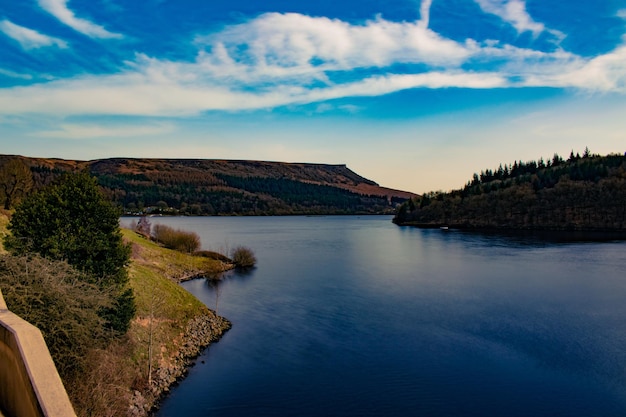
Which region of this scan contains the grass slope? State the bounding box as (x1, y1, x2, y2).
(122, 228, 232, 414)
(124, 227, 228, 361)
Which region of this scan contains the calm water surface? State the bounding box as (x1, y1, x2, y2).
(150, 216, 626, 417)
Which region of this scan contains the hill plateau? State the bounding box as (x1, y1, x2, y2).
(0, 156, 415, 215)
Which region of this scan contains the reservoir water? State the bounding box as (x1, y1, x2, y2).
(150, 215, 626, 417)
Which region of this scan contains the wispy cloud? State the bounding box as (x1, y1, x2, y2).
(0, 65, 507, 117)
(38, 0, 122, 39)
(34, 122, 175, 139)
(195, 13, 472, 79)
(0, 19, 68, 50)
(0, 68, 34, 80)
(313, 103, 360, 114)
(524, 45, 626, 91)
(418, 0, 433, 29)
(474, 0, 564, 42)
(0, 11, 624, 118)
(474, 0, 543, 35)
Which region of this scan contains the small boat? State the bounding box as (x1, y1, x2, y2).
(440, 226, 449, 230)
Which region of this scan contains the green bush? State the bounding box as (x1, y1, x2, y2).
(5, 172, 131, 285)
(231, 246, 256, 269)
(4, 172, 135, 333)
(153, 224, 200, 253)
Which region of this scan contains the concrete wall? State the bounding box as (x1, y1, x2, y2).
(0, 290, 76, 417)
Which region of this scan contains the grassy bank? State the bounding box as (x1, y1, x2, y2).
(0, 212, 233, 416)
(123, 227, 231, 382)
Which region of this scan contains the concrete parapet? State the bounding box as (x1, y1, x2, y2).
(0, 289, 76, 417)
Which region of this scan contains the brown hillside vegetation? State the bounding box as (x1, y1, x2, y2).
(2, 155, 415, 215)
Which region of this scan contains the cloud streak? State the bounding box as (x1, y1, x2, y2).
(473, 0, 543, 35)
(38, 0, 122, 39)
(0, 19, 68, 50)
(195, 13, 472, 78)
(0, 68, 34, 80)
(34, 122, 175, 139)
(0, 10, 624, 118)
(418, 0, 433, 29)
(473, 0, 564, 42)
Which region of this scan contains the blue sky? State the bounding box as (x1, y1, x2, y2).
(0, 0, 625, 193)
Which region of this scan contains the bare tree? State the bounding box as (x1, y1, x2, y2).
(135, 215, 152, 237)
(0, 158, 34, 209)
(146, 285, 165, 386)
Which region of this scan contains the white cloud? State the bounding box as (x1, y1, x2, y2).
(0, 68, 34, 80)
(303, 72, 507, 103)
(322, 104, 360, 114)
(0, 19, 68, 50)
(0, 11, 624, 118)
(524, 45, 626, 92)
(195, 12, 472, 76)
(0, 66, 508, 117)
(38, 0, 122, 39)
(474, 0, 543, 35)
(418, 0, 433, 29)
(474, 0, 564, 41)
(34, 122, 175, 139)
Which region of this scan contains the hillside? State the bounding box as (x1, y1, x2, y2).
(394, 152, 626, 231)
(1, 155, 415, 215)
(0, 210, 232, 416)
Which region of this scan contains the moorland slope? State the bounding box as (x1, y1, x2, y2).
(1, 155, 415, 215)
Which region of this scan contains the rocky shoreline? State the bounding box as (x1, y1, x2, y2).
(129, 310, 232, 416)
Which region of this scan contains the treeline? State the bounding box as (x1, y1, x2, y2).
(394, 151, 626, 231)
(94, 173, 394, 215)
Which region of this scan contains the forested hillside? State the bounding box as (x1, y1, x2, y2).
(0, 156, 414, 215)
(394, 151, 626, 231)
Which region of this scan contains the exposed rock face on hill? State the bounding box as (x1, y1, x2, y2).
(2, 155, 415, 215)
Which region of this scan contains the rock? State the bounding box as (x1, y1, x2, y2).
(131, 312, 231, 416)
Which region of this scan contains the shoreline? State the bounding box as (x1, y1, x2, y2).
(132, 309, 232, 416)
(394, 222, 626, 241)
(122, 229, 237, 417)
(394, 221, 626, 233)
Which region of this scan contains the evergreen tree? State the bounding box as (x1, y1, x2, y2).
(4, 171, 134, 332)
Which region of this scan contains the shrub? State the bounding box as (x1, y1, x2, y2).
(153, 224, 200, 253)
(0, 254, 116, 380)
(231, 246, 257, 269)
(194, 250, 232, 262)
(4, 172, 134, 333)
(5, 172, 130, 283)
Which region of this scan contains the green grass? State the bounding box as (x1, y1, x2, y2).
(122, 228, 229, 373)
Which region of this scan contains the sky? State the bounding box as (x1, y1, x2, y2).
(0, 0, 625, 194)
